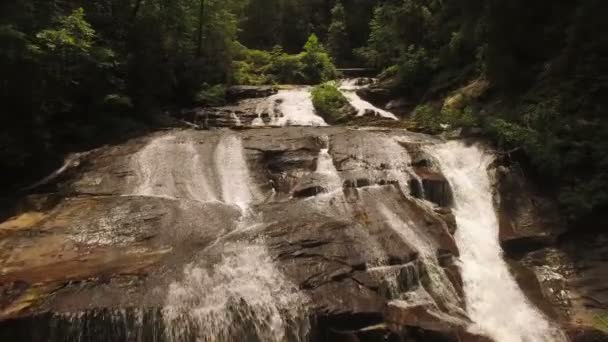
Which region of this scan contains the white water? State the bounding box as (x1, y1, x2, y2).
(378, 203, 464, 313)
(133, 135, 218, 202)
(214, 135, 257, 210)
(164, 243, 309, 342)
(254, 88, 327, 127)
(339, 79, 398, 120)
(429, 141, 566, 342)
(315, 146, 342, 192)
(230, 112, 242, 127)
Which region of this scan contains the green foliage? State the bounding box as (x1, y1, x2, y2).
(195, 84, 227, 106)
(311, 82, 349, 124)
(359, 0, 432, 68)
(35, 8, 95, 53)
(327, 2, 350, 64)
(412, 105, 478, 133)
(233, 35, 337, 85)
(267, 47, 307, 84)
(394, 46, 437, 91)
(300, 34, 338, 84)
(412, 105, 442, 133)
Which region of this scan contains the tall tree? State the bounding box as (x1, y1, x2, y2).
(327, 1, 349, 64)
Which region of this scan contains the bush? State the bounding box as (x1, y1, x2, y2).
(267, 47, 306, 84)
(412, 104, 478, 133)
(394, 46, 437, 90)
(311, 82, 349, 123)
(232, 36, 338, 85)
(412, 104, 442, 133)
(194, 84, 227, 106)
(300, 34, 339, 84)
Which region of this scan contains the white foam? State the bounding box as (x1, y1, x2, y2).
(428, 141, 566, 342)
(164, 244, 309, 342)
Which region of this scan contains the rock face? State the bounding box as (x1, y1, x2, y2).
(0, 128, 473, 341)
(491, 162, 608, 341)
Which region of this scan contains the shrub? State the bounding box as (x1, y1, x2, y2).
(300, 34, 339, 84)
(412, 104, 478, 133)
(231, 38, 338, 85)
(412, 104, 442, 133)
(311, 82, 349, 123)
(395, 45, 437, 90)
(194, 84, 227, 106)
(267, 49, 306, 84)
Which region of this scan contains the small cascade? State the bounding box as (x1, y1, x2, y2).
(315, 141, 342, 192)
(339, 79, 398, 120)
(230, 112, 242, 127)
(163, 244, 310, 342)
(428, 141, 566, 342)
(255, 88, 327, 127)
(214, 135, 257, 210)
(133, 135, 218, 202)
(378, 203, 463, 312)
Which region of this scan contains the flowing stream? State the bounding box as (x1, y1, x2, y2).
(253, 88, 327, 127)
(428, 141, 566, 342)
(339, 79, 398, 120)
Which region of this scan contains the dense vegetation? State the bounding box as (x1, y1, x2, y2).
(356, 0, 608, 225)
(2, 0, 606, 225)
(0, 0, 353, 188)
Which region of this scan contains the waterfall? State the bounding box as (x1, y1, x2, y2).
(315, 143, 342, 192)
(378, 203, 463, 312)
(428, 141, 566, 342)
(339, 79, 398, 120)
(253, 88, 327, 127)
(214, 135, 257, 211)
(163, 243, 309, 342)
(133, 134, 218, 202)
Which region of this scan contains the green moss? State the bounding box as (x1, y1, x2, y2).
(311, 82, 349, 124)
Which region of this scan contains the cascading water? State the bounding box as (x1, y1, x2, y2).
(339, 79, 398, 120)
(214, 134, 257, 210)
(254, 88, 327, 127)
(163, 243, 309, 342)
(314, 138, 342, 193)
(428, 141, 566, 342)
(133, 134, 218, 202)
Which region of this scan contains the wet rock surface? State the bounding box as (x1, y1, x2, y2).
(2, 110, 605, 341)
(491, 162, 608, 340)
(0, 127, 471, 341)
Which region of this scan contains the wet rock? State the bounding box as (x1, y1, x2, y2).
(567, 326, 608, 342)
(294, 186, 327, 198)
(490, 164, 566, 251)
(385, 98, 411, 116)
(356, 87, 392, 107)
(414, 167, 453, 207)
(0, 127, 468, 340)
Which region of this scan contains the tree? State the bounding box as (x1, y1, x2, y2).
(327, 1, 349, 64)
(300, 33, 337, 84)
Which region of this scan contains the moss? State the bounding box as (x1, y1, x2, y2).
(311, 82, 350, 124)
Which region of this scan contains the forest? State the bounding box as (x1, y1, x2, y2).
(1, 0, 607, 226)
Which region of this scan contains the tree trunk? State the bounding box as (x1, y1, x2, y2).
(197, 0, 206, 57)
